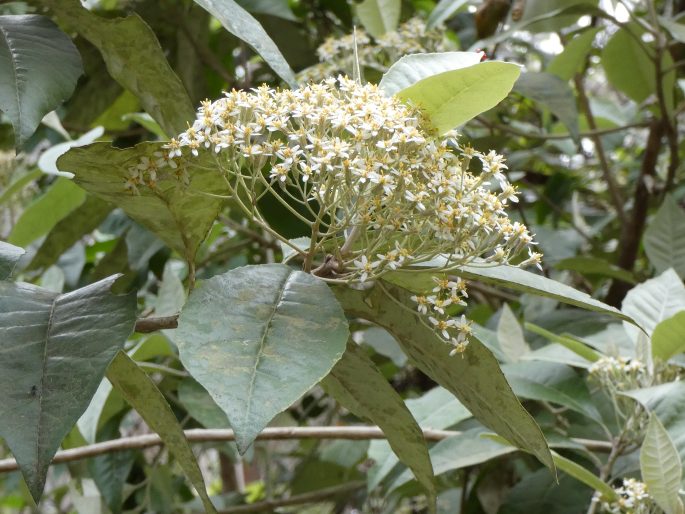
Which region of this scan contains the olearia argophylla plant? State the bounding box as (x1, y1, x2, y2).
(126, 76, 541, 356)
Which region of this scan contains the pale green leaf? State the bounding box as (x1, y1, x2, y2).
(427, 0, 469, 29)
(334, 282, 555, 472)
(58, 142, 226, 262)
(641, 413, 684, 514)
(547, 27, 600, 81)
(0, 168, 41, 207)
(660, 17, 685, 43)
(43, 0, 194, 136)
(355, 0, 401, 38)
(178, 379, 230, 429)
(394, 61, 521, 134)
(323, 341, 435, 505)
(0, 240, 24, 279)
(175, 264, 349, 452)
(192, 0, 297, 87)
(652, 312, 685, 362)
(0, 14, 82, 147)
(552, 452, 616, 500)
(525, 322, 600, 363)
(644, 195, 685, 278)
(0, 275, 135, 501)
(497, 303, 530, 362)
(107, 352, 217, 513)
(554, 256, 637, 284)
(8, 177, 86, 248)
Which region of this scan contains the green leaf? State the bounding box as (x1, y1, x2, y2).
(644, 195, 685, 278)
(660, 17, 685, 43)
(427, 0, 469, 29)
(37, 126, 104, 178)
(524, 322, 600, 363)
(367, 386, 471, 490)
(175, 264, 349, 453)
(43, 0, 194, 137)
(120, 113, 167, 139)
(106, 352, 217, 513)
(641, 413, 684, 514)
(602, 24, 655, 104)
(379, 52, 483, 96)
(192, 0, 297, 87)
(0, 275, 135, 501)
(0, 14, 82, 147)
(355, 0, 401, 38)
(8, 177, 86, 248)
(547, 27, 600, 81)
(621, 268, 685, 341)
(178, 379, 230, 429)
(513, 71, 580, 141)
(58, 142, 226, 262)
(0, 240, 24, 279)
(503, 361, 603, 422)
(360, 326, 407, 367)
(235, 0, 297, 21)
(551, 452, 616, 500)
(554, 256, 637, 284)
(652, 312, 685, 362)
(392, 60, 521, 134)
(333, 282, 555, 472)
(497, 303, 530, 362)
(28, 195, 112, 272)
(515, 0, 599, 33)
(322, 341, 435, 505)
(0, 168, 41, 207)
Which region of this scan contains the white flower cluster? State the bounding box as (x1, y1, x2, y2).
(589, 356, 649, 391)
(298, 17, 450, 82)
(127, 77, 538, 355)
(600, 479, 657, 514)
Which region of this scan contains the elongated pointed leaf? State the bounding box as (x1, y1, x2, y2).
(547, 27, 601, 81)
(652, 312, 685, 362)
(644, 195, 685, 278)
(58, 142, 226, 262)
(392, 61, 521, 133)
(323, 341, 435, 505)
(355, 0, 401, 37)
(175, 264, 348, 453)
(42, 0, 193, 136)
(0, 275, 135, 501)
(551, 452, 615, 500)
(192, 0, 297, 87)
(333, 282, 555, 472)
(107, 352, 217, 513)
(497, 304, 530, 362)
(0, 14, 82, 147)
(641, 413, 684, 514)
(0, 240, 24, 279)
(427, 0, 469, 29)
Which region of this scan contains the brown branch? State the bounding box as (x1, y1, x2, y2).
(134, 314, 179, 333)
(215, 481, 365, 513)
(0, 427, 613, 473)
(605, 119, 665, 306)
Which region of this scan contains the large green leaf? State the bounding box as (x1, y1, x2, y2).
(367, 386, 471, 490)
(8, 177, 86, 248)
(503, 361, 603, 423)
(58, 142, 226, 262)
(547, 27, 600, 81)
(42, 0, 194, 136)
(0, 240, 24, 279)
(28, 195, 112, 272)
(192, 0, 297, 87)
(621, 268, 685, 341)
(0, 14, 82, 147)
(644, 195, 685, 278)
(355, 0, 401, 38)
(513, 71, 579, 141)
(379, 52, 483, 95)
(106, 352, 217, 513)
(652, 312, 685, 362)
(552, 452, 615, 500)
(0, 275, 135, 501)
(322, 342, 435, 505)
(641, 413, 684, 514)
(391, 60, 521, 134)
(333, 282, 555, 472)
(175, 264, 349, 453)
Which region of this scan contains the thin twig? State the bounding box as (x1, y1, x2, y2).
(0, 427, 613, 473)
(134, 315, 179, 333)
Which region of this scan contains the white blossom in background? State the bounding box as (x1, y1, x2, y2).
(600, 479, 658, 514)
(127, 76, 539, 355)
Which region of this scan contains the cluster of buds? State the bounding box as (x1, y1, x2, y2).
(127, 76, 538, 355)
(589, 356, 650, 391)
(600, 479, 658, 514)
(298, 17, 450, 82)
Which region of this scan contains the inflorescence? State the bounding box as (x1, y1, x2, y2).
(127, 76, 539, 355)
